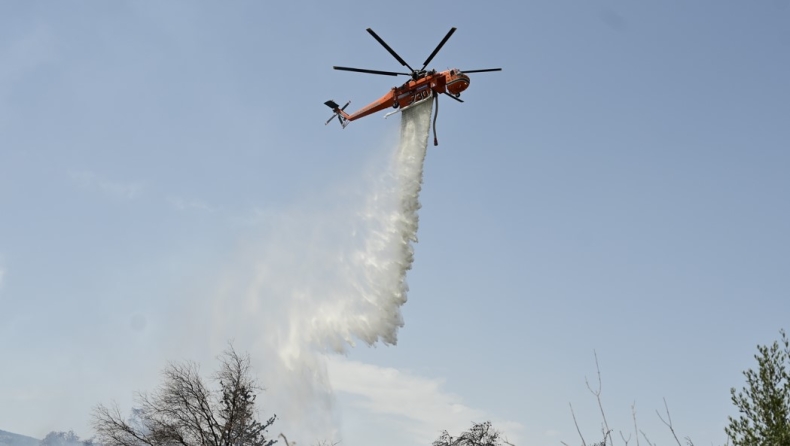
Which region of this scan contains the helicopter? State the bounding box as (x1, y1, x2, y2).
(324, 27, 501, 145)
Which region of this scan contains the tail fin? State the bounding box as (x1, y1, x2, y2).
(324, 100, 351, 128)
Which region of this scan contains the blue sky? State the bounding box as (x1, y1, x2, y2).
(1, 2, 789, 446)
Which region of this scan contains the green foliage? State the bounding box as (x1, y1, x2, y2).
(40, 431, 95, 446)
(432, 421, 505, 446)
(726, 330, 790, 446)
(40, 430, 95, 446)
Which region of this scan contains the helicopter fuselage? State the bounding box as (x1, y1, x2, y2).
(342, 69, 470, 122)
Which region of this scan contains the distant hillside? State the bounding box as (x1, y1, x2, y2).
(0, 430, 39, 446)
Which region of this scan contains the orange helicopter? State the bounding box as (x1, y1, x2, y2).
(324, 27, 501, 145)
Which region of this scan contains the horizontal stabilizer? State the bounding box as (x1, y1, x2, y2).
(325, 100, 340, 109)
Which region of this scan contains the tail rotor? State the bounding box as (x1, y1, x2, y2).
(324, 100, 351, 128)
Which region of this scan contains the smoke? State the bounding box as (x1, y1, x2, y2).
(199, 99, 434, 443)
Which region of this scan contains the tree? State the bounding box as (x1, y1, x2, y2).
(40, 431, 93, 446)
(432, 422, 509, 446)
(726, 329, 790, 446)
(93, 344, 277, 446)
(564, 352, 696, 446)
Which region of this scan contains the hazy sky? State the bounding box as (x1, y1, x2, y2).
(2, 2, 789, 446)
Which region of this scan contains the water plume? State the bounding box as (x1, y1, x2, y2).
(205, 99, 434, 443)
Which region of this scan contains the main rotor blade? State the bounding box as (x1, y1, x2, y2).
(333, 66, 409, 76)
(461, 68, 503, 74)
(366, 28, 415, 72)
(421, 27, 457, 70)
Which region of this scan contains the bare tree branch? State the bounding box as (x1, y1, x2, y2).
(585, 351, 611, 445)
(619, 431, 631, 446)
(656, 398, 682, 446)
(93, 343, 276, 446)
(639, 430, 655, 446)
(569, 402, 587, 446)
